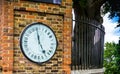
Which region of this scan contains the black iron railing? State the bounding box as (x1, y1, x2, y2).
(71, 17, 105, 70)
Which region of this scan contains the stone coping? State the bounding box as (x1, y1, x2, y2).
(71, 68, 105, 74)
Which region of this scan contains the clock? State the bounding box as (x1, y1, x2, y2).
(20, 22, 58, 64)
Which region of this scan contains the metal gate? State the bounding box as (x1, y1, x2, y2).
(71, 17, 105, 70)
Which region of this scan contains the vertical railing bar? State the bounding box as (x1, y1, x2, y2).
(101, 31, 104, 68)
(83, 17, 86, 69)
(91, 20, 93, 68)
(72, 25, 76, 70)
(78, 23, 81, 69)
(80, 16, 82, 70)
(82, 16, 84, 70)
(87, 21, 89, 69)
(100, 32, 102, 68)
(91, 23, 94, 69)
(87, 18, 89, 69)
(79, 23, 81, 69)
(90, 22, 92, 69)
(101, 29, 103, 67)
(81, 20, 84, 70)
(74, 24, 77, 70)
(86, 19, 88, 69)
(94, 27, 96, 68)
(88, 19, 91, 69)
(77, 22, 79, 69)
(86, 20, 88, 69)
(75, 23, 78, 70)
(101, 30, 103, 67)
(71, 27, 73, 70)
(93, 21, 96, 68)
(101, 32, 102, 67)
(98, 29, 101, 68)
(79, 17, 81, 69)
(77, 19, 79, 69)
(90, 20, 92, 69)
(96, 29, 98, 68)
(98, 29, 100, 68)
(80, 21, 82, 69)
(101, 32, 103, 67)
(83, 20, 86, 69)
(84, 17, 86, 69)
(86, 18, 88, 69)
(77, 22, 79, 70)
(99, 29, 101, 68)
(89, 21, 91, 69)
(80, 23, 82, 70)
(84, 19, 88, 69)
(93, 22, 95, 68)
(84, 21, 86, 69)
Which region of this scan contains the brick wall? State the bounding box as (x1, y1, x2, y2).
(0, 0, 72, 74)
(0, 0, 14, 74)
(14, 11, 63, 74)
(0, 0, 2, 71)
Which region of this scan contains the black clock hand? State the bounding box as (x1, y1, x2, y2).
(36, 28, 41, 44)
(36, 28, 46, 53)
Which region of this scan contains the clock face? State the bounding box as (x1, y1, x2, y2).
(20, 22, 58, 64)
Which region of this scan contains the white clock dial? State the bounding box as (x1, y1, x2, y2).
(20, 22, 58, 64)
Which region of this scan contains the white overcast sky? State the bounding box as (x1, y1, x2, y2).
(102, 13, 120, 43)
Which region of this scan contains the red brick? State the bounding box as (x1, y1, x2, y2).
(27, 8, 36, 11)
(26, 15, 35, 19)
(39, 5, 47, 9)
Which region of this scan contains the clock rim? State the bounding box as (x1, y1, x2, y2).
(19, 22, 58, 65)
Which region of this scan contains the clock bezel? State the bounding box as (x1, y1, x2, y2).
(19, 22, 58, 65)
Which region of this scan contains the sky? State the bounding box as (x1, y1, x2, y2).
(102, 13, 120, 43)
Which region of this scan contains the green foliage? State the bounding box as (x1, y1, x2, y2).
(104, 42, 120, 74)
(104, 42, 117, 74)
(114, 41, 120, 73)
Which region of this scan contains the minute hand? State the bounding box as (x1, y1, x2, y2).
(36, 28, 41, 44)
(36, 28, 44, 51)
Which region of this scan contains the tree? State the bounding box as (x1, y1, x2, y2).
(114, 39, 120, 73)
(104, 40, 120, 74)
(102, 0, 120, 27)
(104, 42, 117, 74)
(73, 0, 104, 24)
(73, 0, 120, 26)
